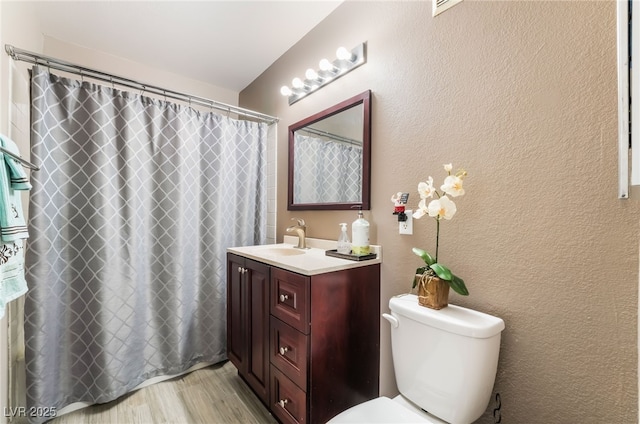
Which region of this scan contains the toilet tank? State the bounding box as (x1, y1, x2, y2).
(389, 294, 505, 424)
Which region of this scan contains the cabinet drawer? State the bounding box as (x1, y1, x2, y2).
(270, 316, 308, 390)
(270, 365, 307, 424)
(271, 268, 310, 333)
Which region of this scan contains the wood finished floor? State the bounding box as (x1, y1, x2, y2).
(49, 361, 277, 424)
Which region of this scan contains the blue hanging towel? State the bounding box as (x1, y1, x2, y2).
(0, 135, 31, 318)
(0, 134, 30, 242)
(0, 241, 27, 319)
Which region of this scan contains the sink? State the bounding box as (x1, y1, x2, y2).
(261, 247, 306, 256)
(228, 237, 381, 276)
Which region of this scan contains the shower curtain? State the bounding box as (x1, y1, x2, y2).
(24, 66, 267, 418)
(293, 134, 362, 204)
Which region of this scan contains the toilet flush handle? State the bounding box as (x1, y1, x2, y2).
(382, 313, 398, 328)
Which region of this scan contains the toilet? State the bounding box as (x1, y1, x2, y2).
(329, 294, 505, 424)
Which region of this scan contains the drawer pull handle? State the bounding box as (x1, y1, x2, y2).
(279, 294, 289, 302)
(238, 266, 242, 273)
(279, 346, 289, 355)
(278, 399, 289, 408)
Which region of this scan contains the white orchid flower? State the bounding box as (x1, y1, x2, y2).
(443, 163, 453, 172)
(441, 175, 465, 197)
(412, 198, 429, 219)
(427, 195, 457, 220)
(417, 177, 435, 199)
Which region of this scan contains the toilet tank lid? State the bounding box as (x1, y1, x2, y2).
(389, 294, 505, 338)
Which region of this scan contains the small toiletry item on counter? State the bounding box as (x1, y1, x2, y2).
(337, 223, 351, 254)
(351, 206, 370, 255)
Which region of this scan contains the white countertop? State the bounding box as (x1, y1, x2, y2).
(227, 236, 382, 276)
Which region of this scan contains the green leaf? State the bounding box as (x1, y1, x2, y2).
(430, 263, 453, 281)
(412, 247, 435, 266)
(449, 274, 469, 296)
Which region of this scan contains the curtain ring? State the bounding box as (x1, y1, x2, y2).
(110, 76, 114, 89)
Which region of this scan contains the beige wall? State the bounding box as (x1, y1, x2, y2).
(240, 1, 639, 422)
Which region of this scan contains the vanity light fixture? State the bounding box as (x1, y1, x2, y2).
(280, 42, 367, 105)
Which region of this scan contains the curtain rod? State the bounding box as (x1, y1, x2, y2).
(300, 126, 362, 146)
(5, 44, 279, 125)
(0, 146, 39, 171)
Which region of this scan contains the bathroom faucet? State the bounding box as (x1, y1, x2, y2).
(286, 218, 308, 249)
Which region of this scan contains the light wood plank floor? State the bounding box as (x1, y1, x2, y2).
(50, 361, 277, 424)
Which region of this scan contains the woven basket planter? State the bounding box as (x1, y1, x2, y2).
(416, 273, 450, 310)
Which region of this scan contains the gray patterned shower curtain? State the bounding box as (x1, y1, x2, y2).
(24, 66, 267, 418)
(293, 134, 362, 204)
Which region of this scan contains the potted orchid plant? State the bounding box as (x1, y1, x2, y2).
(412, 163, 469, 308)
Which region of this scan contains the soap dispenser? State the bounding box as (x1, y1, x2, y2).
(351, 206, 370, 256)
(337, 223, 351, 254)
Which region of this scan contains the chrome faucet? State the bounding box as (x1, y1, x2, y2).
(286, 218, 308, 249)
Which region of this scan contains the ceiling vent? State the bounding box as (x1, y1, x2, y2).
(433, 0, 463, 16)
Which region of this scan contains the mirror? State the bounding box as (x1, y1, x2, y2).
(288, 90, 371, 210)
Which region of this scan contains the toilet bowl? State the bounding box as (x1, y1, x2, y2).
(328, 294, 505, 424)
(328, 395, 447, 423)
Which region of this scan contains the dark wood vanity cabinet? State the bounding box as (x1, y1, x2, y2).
(227, 252, 380, 424)
(227, 254, 271, 404)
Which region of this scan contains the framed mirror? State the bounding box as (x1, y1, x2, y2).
(288, 90, 371, 210)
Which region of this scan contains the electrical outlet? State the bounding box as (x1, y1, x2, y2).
(399, 210, 413, 235)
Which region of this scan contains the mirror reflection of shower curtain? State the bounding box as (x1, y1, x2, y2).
(293, 134, 362, 204)
(23, 66, 267, 420)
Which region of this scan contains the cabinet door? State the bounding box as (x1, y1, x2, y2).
(244, 259, 271, 404)
(227, 254, 246, 372)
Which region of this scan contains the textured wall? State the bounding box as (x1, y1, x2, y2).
(240, 1, 639, 422)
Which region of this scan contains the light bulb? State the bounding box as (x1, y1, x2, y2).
(280, 86, 292, 96)
(305, 68, 319, 80)
(336, 46, 354, 61)
(292, 77, 304, 89)
(319, 58, 333, 71)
